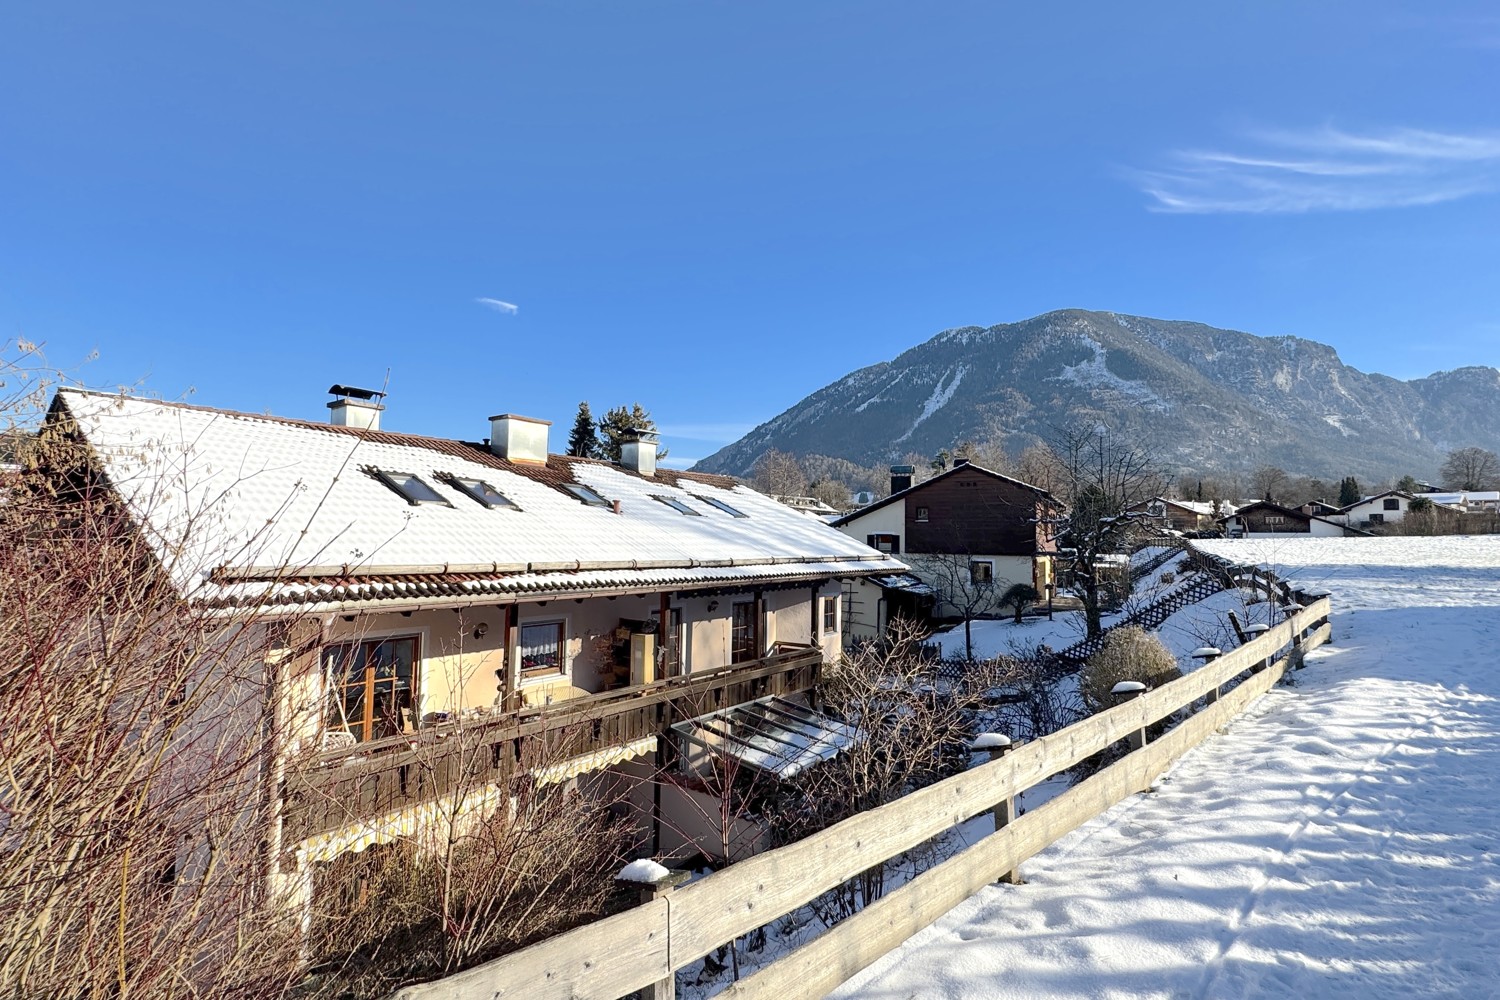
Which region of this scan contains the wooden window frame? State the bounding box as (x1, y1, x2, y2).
(323, 633, 422, 742)
(518, 619, 568, 681)
(822, 595, 838, 634)
(969, 560, 995, 586)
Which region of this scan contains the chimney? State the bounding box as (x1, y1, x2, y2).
(327, 384, 385, 431)
(954, 457, 970, 467)
(890, 464, 914, 494)
(489, 413, 552, 464)
(619, 429, 659, 478)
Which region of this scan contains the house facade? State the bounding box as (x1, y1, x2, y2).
(1126, 496, 1234, 533)
(1221, 500, 1368, 538)
(830, 461, 1059, 638)
(48, 387, 904, 924)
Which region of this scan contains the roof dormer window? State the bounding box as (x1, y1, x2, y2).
(693, 494, 749, 518)
(445, 476, 521, 510)
(562, 483, 610, 507)
(370, 469, 451, 507)
(652, 495, 702, 516)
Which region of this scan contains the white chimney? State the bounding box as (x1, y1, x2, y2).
(620, 430, 658, 478)
(489, 413, 551, 464)
(327, 384, 385, 430)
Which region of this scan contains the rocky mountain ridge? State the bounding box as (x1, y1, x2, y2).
(694, 310, 1500, 482)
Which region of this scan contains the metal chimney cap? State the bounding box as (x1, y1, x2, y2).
(327, 384, 386, 401)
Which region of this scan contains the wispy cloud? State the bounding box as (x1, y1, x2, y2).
(1134, 126, 1500, 214)
(475, 297, 519, 315)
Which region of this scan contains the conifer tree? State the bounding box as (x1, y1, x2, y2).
(566, 401, 600, 458)
(1337, 476, 1361, 507)
(597, 403, 667, 463)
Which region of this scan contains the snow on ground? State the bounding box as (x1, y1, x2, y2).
(834, 536, 1500, 999)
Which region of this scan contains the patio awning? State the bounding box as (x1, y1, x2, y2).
(671, 696, 859, 780)
(867, 572, 936, 597)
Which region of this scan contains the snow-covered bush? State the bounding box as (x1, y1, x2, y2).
(1079, 626, 1180, 715)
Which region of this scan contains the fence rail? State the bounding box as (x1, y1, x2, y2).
(391, 592, 1333, 1000)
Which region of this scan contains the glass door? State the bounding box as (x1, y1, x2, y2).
(731, 602, 758, 664)
(325, 636, 419, 741)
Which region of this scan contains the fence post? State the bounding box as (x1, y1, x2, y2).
(618, 862, 691, 1000)
(1191, 647, 1221, 703)
(1242, 623, 1271, 672)
(972, 733, 1021, 884)
(1111, 681, 1147, 751)
(1226, 610, 1248, 645)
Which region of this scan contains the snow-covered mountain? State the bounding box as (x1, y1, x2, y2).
(694, 310, 1500, 481)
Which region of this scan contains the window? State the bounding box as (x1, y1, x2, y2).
(652, 495, 701, 516)
(969, 561, 994, 586)
(370, 469, 451, 506)
(447, 476, 520, 510)
(519, 621, 566, 679)
(662, 608, 683, 676)
(562, 483, 610, 507)
(1383, 498, 1400, 511)
(1368, 513, 1385, 525)
(822, 595, 839, 634)
(867, 533, 900, 554)
(324, 635, 419, 742)
(1265, 515, 1286, 525)
(915, 506, 930, 522)
(693, 494, 748, 518)
(731, 602, 759, 664)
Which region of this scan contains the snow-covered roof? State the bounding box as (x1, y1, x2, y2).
(53, 389, 904, 611)
(1426, 491, 1500, 506)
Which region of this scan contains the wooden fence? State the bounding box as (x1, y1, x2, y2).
(389, 593, 1332, 1000)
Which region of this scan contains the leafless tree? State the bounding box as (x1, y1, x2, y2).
(1043, 426, 1169, 639)
(1250, 465, 1290, 502)
(1440, 446, 1500, 491)
(751, 449, 809, 497)
(915, 550, 1005, 661)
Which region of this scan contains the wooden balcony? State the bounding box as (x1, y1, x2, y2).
(280, 644, 824, 845)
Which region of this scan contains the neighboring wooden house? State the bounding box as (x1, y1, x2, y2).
(830, 460, 1059, 637)
(1126, 496, 1233, 533)
(46, 387, 904, 923)
(1221, 500, 1369, 537)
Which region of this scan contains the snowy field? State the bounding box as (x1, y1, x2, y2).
(833, 536, 1500, 1000)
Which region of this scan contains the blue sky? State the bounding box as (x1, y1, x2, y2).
(2, 2, 1497, 467)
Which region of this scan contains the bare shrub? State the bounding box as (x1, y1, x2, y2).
(298, 748, 632, 998)
(773, 623, 1004, 925)
(1158, 570, 1176, 585)
(1079, 626, 1180, 715)
(0, 350, 304, 998)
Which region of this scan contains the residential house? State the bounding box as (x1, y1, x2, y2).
(1423, 490, 1500, 513)
(1126, 496, 1234, 534)
(1337, 489, 1418, 527)
(46, 386, 904, 923)
(830, 460, 1059, 640)
(1221, 500, 1370, 537)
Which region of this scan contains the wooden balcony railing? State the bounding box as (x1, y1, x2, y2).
(281, 644, 824, 845)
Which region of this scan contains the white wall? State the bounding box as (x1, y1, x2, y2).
(835, 501, 906, 551)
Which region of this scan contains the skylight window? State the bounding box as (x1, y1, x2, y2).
(446, 476, 521, 510)
(693, 494, 748, 518)
(562, 483, 611, 507)
(652, 495, 702, 516)
(371, 470, 451, 507)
